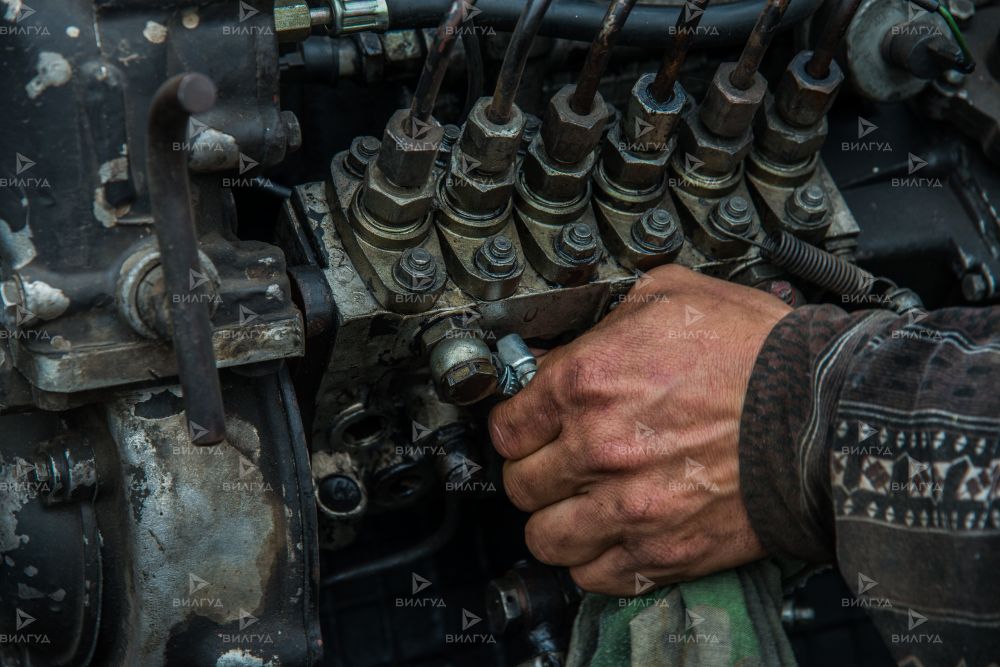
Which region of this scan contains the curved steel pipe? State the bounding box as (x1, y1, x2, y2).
(409, 0, 472, 126)
(487, 0, 554, 124)
(729, 0, 791, 90)
(147, 73, 226, 445)
(649, 0, 710, 103)
(806, 0, 863, 79)
(570, 0, 639, 115)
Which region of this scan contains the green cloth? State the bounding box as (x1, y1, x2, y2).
(566, 561, 799, 667)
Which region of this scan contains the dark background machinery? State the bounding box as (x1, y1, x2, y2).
(0, 0, 997, 665)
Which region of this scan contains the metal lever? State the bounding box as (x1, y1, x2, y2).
(147, 73, 227, 445)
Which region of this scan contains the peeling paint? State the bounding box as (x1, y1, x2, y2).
(182, 8, 200, 29)
(216, 649, 277, 667)
(26, 51, 73, 99)
(0, 218, 37, 269)
(143, 20, 167, 44)
(66, 25, 80, 38)
(1, 0, 23, 22)
(0, 456, 34, 553)
(265, 284, 283, 300)
(21, 279, 69, 321)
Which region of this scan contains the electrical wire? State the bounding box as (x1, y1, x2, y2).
(487, 0, 554, 125)
(409, 0, 471, 127)
(936, 4, 975, 73)
(570, 0, 639, 115)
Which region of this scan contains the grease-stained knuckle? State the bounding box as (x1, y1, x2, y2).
(775, 51, 843, 128)
(541, 85, 610, 165)
(602, 123, 671, 191)
(698, 63, 767, 139)
(624, 74, 687, 151)
(375, 109, 444, 188)
(446, 146, 517, 214)
(460, 97, 525, 174)
(616, 489, 655, 524)
(504, 470, 535, 513)
(361, 160, 436, 225)
(524, 135, 596, 203)
(755, 95, 828, 164)
(679, 113, 752, 175)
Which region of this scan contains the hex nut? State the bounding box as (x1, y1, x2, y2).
(362, 160, 436, 226)
(555, 222, 599, 263)
(623, 74, 687, 151)
(678, 112, 752, 175)
(445, 146, 516, 215)
(274, 0, 312, 42)
(601, 123, 671, 192)
(540, 85, 609, 164)
(459, 97, 525, 174)
(698, 63, 767, 139)
(775, 51, 843, 128)
(375, 108, 443, 188)
(523, 135, 595, 203)
(632, 208, 681, 251)
(754, 95, 828, 164)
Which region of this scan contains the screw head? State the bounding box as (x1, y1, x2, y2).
(394, 247, 437, 292)
(555, 223, 599, 263)
(632, 208, 679, 250)
(346, 135, 381, 176)
(713, 195, 752, 234)
(786, 184, 828, 225)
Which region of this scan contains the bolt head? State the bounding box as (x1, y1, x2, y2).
(555, 223, 599, 263)
(394, 247, 437, 292)
(318, 474, 363, 513)
(712, 195, 752, 235)
(476, 235, 518, 277)
(786, 184, 829, 225)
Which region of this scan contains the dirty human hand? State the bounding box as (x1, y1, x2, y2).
(488, 265, 792, 596)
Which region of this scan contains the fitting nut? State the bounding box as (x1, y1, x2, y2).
(375, 109, 443, 188)
(711, 195, 753, 236)
(754, 94, 828, 165)
(623, 75, 687, 152)
(678, 113, 752, 176)
(362, 160, 436, 226)
(601, 123, 671, 192)
(459, 97, 525, 174)
(445, 146, 516, 216)
(775, 51, 843, 128)
(523, 135, 595, 203)
(698, 63, 767, 139)
(429, 336, 498, 406)
(554, 222, 599, 263)
(346, 135, 381, 177)
(540, 85, 609, 165)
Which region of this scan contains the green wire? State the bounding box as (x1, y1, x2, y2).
(936, 4, 976, 73)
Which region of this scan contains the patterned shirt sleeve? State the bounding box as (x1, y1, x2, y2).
(738, 303, 1000, 666)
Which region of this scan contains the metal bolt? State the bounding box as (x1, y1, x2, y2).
(345, 135, 381, 176)
(429, 337, 498, 405)
(393, 247, 437, 292)
(712, 195, 753, 235)
(786, 184, 829, 225)
(961, 270, 993, 302)
(632, 208, 678, 250)
(437, 124, 462, 168)
(555, 223, 599, 263)
(475, 235, 518, 277)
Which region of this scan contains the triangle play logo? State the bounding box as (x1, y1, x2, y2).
(685, 609, 705, 630)
(856, 572, 878, 595)
(238, 153, 259, 175)
(634, 117, 654, 139)
(188, 420, 210, 443)
(857, 421, 878, 443)
(684, 457, 705, 478)
(239, 609, 258, 630)
(412, 572, 432, 595)
(238, 305, 259, 326)
(239, 1, 259, 22)
(683, 153, 704, 174)
(857, 117, 878, 139)
(684, 304, 704, 326)
(412, 421, 432, 442)
(634, 573, 655, 595)
(15, 153, 35, 175)
(683, 1, 704, 23)
(461, 608, 482, 630)
(907, 608, 927, 630)
(907, 153, 928, 175)
(15, 608, 35, 631)
(188, 573, 210, 595)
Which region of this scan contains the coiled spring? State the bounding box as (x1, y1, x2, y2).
(762, 230, 875, 297)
